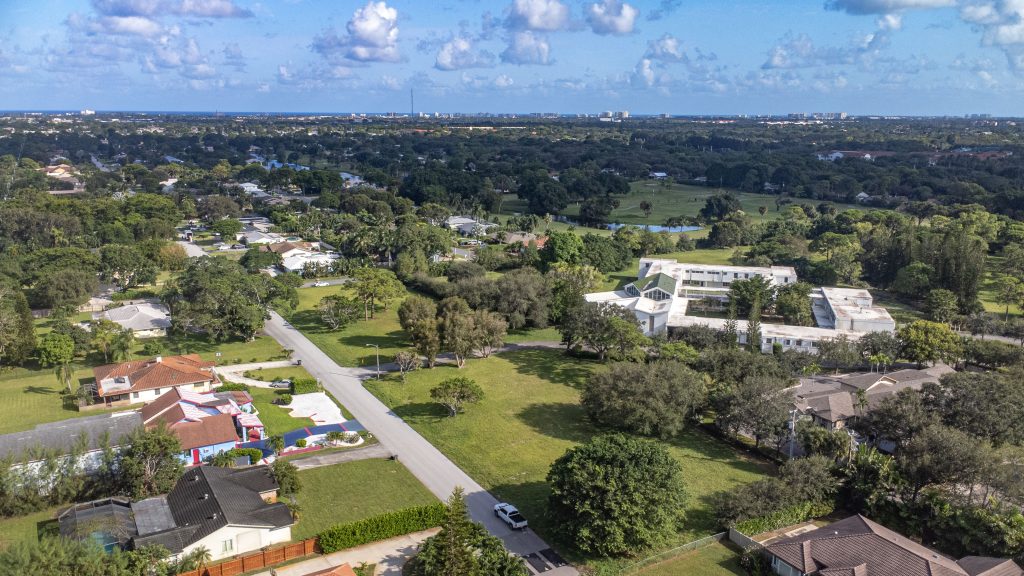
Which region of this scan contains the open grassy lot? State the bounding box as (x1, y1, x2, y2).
(288, 285, 409, 367)
(290, 459, 439, 541)
(164, 333, 290, 365)
(363, 349, 774, 573)
(632, 541, 744, 576)
(0, 506, 60, 550)
(979, 255, 1022, 320)
(0, 364, 122, 435)
(247, 387, 315, 436)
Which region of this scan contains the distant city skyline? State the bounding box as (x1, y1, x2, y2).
(1, 1, 1023, 115)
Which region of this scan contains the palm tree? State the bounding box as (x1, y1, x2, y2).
(112, 329, 135, 362)
(268, 434, 285, 455)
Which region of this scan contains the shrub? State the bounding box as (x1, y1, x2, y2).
(317, 504, 447, 553)
(278, 394, 292, 405)
(734, 501, 835, 536)
(217, 382, 250, 392)
(295, 438, 307, 448)
(291, 378, 319, 395)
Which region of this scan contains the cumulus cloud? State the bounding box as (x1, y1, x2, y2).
(435, 37, 495, 70)
(494, 73, 514, 88)
(501, 30, 552, 64)
(222, 42, 245, 70)
(313, 1, 401, 63)
(507, 0, 570, 31)
(586, 0, 638, 35)
(646, 0, 681, 21)
(645, 34, 684, 61)
(631, 58, 657, 87)
(91, 0, 252, 18)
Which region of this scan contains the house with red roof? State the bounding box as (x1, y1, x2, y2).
(92, 355, 219, 407)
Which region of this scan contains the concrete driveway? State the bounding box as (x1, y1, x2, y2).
(263, 311, 577, 575)
(287, 392, 345, 425)
(176, 240, 207, 258)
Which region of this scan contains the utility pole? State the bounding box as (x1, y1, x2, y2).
(366, 344, 380, 379)
(410, 88, 414, 118)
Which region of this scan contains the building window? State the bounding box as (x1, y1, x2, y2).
(785, 339, 791, 345)
(796, 339, 803, 346)
(152, 388, 161, 396)
(132, 392, 139, 399)
(222, 539, 233, 553)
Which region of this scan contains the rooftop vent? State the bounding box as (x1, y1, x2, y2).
(155, 356, 163, 363)
(201, 493, 209, 500)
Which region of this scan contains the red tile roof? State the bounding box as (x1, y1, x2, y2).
(93, 355, 217, 397)
(169, 413, 237, 451)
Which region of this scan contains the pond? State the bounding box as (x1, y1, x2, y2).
(554, 215, 702, 233)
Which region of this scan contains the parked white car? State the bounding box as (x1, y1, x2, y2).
(494, 503, 528, 530)
(312, 281, 330, 287)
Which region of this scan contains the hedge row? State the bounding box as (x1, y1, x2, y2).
(292, 378, 320, 395)
(734, 501, 834, 536)
(318, 503, 446, 553)
(224, 447, 264, 464)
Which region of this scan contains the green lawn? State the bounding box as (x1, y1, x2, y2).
(164, 333, 290, 365)
(247, 387, 315, 436)
(0, 506, 60, 550)
(363, 349, 774, 574)
(0, 364, 124, 435)
(979, 255, 1022, 320)
(290, 459, 439, 541)
(633, 542, 744, 576)
(288, 285, 409, 367)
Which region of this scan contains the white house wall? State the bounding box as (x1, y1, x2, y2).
(184, 525, 293, 561)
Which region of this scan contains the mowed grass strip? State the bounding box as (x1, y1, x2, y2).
(632, 541, 745, 576)
(363, 349, 773, 571)
(290, 459, 439, 541)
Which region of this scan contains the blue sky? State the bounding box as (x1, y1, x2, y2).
(0, 0, 1022, 115)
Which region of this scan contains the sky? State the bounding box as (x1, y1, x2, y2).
(0, 0, 1023, 115)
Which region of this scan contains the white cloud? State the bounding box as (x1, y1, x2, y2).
(95, 15, 164, 37)
(632, 57, 656, 87)
(507, 0, 570, 31)
(586, 0, 638, 35)
(824, 0, 954, 15)
(494, 73, 514, 88)
(877, 13, 903, 30)
(435, 37, 495, 70)
(646, 0, 681, 21)
(645, 34, 684, 61)
(501, 31, 552, 65)
(313, 1, 401, 63)
(379, 75, 402, 90)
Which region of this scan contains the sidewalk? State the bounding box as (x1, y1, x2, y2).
(216, 360, 295, 387)
(249, 528, 439, 576)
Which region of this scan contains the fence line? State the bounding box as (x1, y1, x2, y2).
(620, 531, 727, 574)
(176, 538, 317, 576)
(728, 528, 762, 550)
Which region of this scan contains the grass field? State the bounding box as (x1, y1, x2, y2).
(247, 387, 315, 436)
(363, 349, 773, 573)
(979, 255, 1023, 320)
(0, 364, 123, 435)
(632, 541, 744, 576)
(290, 459, 439, 541)
(288, 285, 409, 367)
(0, 506, 59, 550)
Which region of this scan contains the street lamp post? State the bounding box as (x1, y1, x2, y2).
(366, 344, 380, 379)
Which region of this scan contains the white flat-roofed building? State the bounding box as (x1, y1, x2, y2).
(585, 258, 895, 353)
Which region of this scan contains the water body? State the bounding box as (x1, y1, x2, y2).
(555, 215, 702, 233)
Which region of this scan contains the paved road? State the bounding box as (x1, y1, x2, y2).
(263, 311, 576, 575)
(176, 240, 207, 258)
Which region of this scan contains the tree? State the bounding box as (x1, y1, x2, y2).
(547, 262, 600, 324)
(898, 424, 984, 502)
(37, 332, 75, 392)
(856, 388, 936, 452)
(29, 268, 99, 309)
(818, 334, 861, 373)
(267, 434, 285, 455)
(350, 268, 405, 320)
(707, 221, 743, 247)
(700, 193, 741, 222)
(922, 371, 1024, 446)
(711, 375, 791, 448)
(239, 248, 282, 273)
(891, 262, 934, 299)
(437, 297, 475, 368)
(775, 282, 813, 326)
(547, 434, 686, 556)
(90, 319, 121, 362)
(406, 487, 527, 576)
(100, 245, 158, 290)
(111, 328, 135, 362)
(209, 218, 242, 240)
(394, 350, 420, 381)
(540, 230, 583, 266)
(746, 300, 762, 353)
(796, 421, 853, 461)
(558, 302, 647, 361)
(470, 310, 507, 358)
(925, 288, 959, 324)
(639, 200, 653, 217)
(898, 320, 963, 367)
(270, 460, 301, 497)
(430, 377, 484, 417)
(118, 424, 184, 498)
(318, 295, 362, 330)
(0, 283, 36, 366)
(993, 275, 1024, 321)
(582, 361, 705, 439)
(728, 276, 775, 316)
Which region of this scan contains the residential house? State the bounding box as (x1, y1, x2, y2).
(765, 514, 1022, 576)
(0, 411, 142, 475)
(92, 354, 219, 406)
(855, 191, 872, 203)
(58, 466, 294, 561)
(92, 302, 171, 338)
(445, 215, 497, 236)
(141, 387, 265, 465)
(649, 171, 669, 179)
(585, 258, 895, 351)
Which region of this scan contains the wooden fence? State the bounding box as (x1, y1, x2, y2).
(177, 538, 318, 576)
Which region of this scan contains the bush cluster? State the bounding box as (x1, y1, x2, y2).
(318, 504, 446, 553)
(291, 378, 319, 395)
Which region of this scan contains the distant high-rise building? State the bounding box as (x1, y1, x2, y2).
(80, 109, 95, 116)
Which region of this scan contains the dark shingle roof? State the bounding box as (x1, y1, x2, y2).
(767, 515, 1023, 576)
(165, 465, 293, 547)
(0, 411, 142, 461)
(959, 557, 1024, 576)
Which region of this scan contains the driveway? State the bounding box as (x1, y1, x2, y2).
(176, 240, 207, 258)
(263, 311, 577, 575)
(287, 391, 345, 425)
(215, 360, 295, 388)
(289, 443, 392, 470)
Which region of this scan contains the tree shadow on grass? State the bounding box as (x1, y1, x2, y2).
(516, 402, 595, 443)
(23, 385, 58, 395)
(390, 402, 448, 422)
(339, 330, 408, 366)
(662, 427, 777, 479)
(502, 348, 595, 389)
(37, 518, 59, 541)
